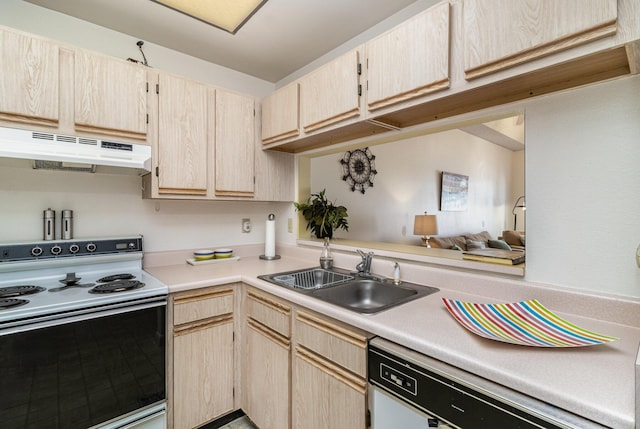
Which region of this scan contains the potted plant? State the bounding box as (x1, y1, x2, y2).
(294, 189, 349, 239)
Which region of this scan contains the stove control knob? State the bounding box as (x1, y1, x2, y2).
(69, 244, 80, 254)
(51, 245, 63, 255)
(31, 246, 43, 257)
(86, 242, 97, 252)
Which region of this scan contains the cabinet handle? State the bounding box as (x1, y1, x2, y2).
(248, 291, 291, 315)
(297, 310, 367, 348)
(174, 314, 233, 336)
(296, 346, 366, 394)
(248, 318, 290, 349)
(174, 287, 233, 305)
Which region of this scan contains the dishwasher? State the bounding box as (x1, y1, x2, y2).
(368, 338, 607, 429)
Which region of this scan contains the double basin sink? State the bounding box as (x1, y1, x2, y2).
(258, 267, 439, 314)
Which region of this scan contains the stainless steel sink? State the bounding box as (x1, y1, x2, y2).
(311, 278, 438, 314)
(258, 268, 354, 290)
(259, 268, 439, 314)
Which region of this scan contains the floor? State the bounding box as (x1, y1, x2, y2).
(217, 415, 258, 429)
(199, 412, 258, 429)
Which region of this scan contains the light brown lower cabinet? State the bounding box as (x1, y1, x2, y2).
(245, 290, 292, 429)
(293, 346, 367, 429)
(169, 286, 235, 429)
(292, 310, 369, 429)
(246, 321, 291, 429)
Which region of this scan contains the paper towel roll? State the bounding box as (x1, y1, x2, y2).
(265, 214, 276, 258)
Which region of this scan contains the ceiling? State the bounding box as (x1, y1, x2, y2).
(25, 0, 418, 83)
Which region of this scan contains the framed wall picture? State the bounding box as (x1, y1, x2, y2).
(441, 171, 469, 211)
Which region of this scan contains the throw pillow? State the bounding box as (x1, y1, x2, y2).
(465, 231, 492, 243)
(466, 239, 486, 250)
(488, 239, 512, 251)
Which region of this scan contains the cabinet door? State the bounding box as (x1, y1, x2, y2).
(157, 74, 209, 195)
(0, 28, 59, 126)
(293, 347, 366, 429)
(261, 82, 299, 144)
(366, 2, 450, 112)
(463, 0, 618, 79)
(75, 49, 147, 139)
(246, 321, 290, 429)
(299, 48, 361, 133)
(215, 89, 255, 197)
(173, 317, 234, 429)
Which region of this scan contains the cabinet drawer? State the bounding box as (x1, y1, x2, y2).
(247, 290, 291, 337)
(295, 310, 368, 377)
(173, 287, 234, 326)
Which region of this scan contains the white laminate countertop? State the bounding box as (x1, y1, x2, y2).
(144, 247, 640, 429)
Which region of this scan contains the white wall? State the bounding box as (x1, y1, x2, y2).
(525, 75, 640, 297)
(309, 130, 523, 243)
(0, 0, 274, 97)
(0, 159, 294, 251)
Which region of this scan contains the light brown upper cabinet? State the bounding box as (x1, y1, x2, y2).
(463, 0, 618, 79)
(74, 49, 147, 139)
(156, 73, 209, 195)
(261, 82, 299, 144)
(299, 47, 363, 133)
(215, 90, 255, 197)
(366, 2, 450, 112)
(0, 27, 59, 127)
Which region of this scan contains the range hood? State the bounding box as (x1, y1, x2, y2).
(0, 126, 151, 173)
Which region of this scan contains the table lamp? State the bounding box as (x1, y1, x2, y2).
(413, 212, 438, 247)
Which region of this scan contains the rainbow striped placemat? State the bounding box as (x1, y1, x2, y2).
(442, 298, 619, 347)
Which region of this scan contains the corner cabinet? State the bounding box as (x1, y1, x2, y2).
(299, 47, 363, 133)
(169, 286, 235, 429)
(365, 1, 450, 112)
(144, 71, 293, 201)
(0, 27, 59, 127)
(241, 286, 371, 429)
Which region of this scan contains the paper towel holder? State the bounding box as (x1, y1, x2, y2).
(260, 213, 281, 260)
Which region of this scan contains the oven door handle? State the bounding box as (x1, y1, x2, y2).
(0, 296, 166, 336)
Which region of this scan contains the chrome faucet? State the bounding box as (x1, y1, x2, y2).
(355, 249, 374, 276)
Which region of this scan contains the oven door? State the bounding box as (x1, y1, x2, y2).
(0, 298, 166, 429)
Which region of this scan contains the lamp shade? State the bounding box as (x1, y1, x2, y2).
(413, 213, 438, 236)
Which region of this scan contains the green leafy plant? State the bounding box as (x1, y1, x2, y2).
(294, 189, 349, 239)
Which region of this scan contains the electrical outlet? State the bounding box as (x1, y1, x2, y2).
(242, 218, 251, 233)
(287, 218, 293, 233)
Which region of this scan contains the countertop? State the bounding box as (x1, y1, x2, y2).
(144, 246, 640, 429)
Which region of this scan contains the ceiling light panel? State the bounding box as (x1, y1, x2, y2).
(152, 0, 267, 34)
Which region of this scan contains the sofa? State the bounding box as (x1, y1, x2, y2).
(429, 230, 525, 251)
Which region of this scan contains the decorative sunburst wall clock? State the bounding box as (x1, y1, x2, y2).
(339, 147, 377, 194)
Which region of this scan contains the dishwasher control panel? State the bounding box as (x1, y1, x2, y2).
(380, 363, 417, 395)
